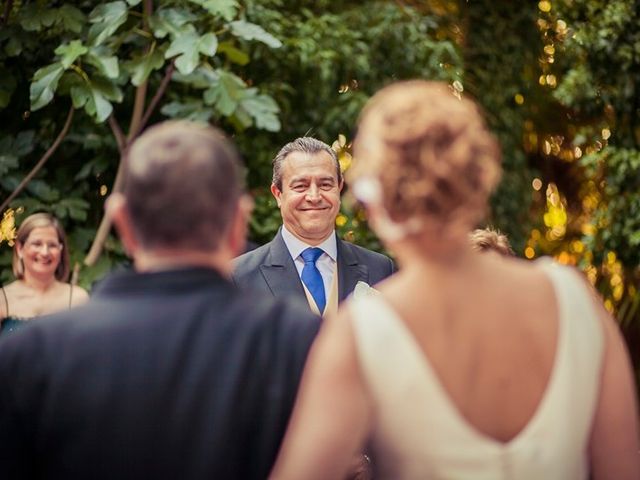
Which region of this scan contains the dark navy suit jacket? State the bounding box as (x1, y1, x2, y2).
(0, 267, 320, 480)
(232, 229, 395, 307)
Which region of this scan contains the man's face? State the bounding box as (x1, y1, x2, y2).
(271, 150, 343, 245)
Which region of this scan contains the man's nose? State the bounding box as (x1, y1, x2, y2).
(305, 184, 321, 201)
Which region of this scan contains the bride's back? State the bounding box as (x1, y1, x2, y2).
(382, 254, 565, 443)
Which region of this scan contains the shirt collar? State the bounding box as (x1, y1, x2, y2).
(281, 225, 337, 262)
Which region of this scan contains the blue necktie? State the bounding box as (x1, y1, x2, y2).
(300, 247, 326, 313)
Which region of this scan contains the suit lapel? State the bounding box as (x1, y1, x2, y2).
(337, 237, 369, 302)
(259, 230, 307, 299)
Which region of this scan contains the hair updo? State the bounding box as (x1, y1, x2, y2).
(351, 80, 501, 234)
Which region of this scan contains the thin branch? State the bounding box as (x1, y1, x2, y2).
(83, 153, 126, 267)
(127, 81, 148, 142)
(1, 0, 14, 25)
(108, 115, 126, 152)
(0, 105, 74, 214)
(136, 60, 175, 136)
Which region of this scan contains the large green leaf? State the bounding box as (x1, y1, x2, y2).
(172, 66, 220, 89)
(0, 154, 18, 176)
(229, 20, 282, 48)
(27, 180, 60, 202)
(88, 1, 129, 46)
(149, 8, 197, 39)
(70, 85, 91, 109)
(86, 47, 120, 79)
(55, 40, 89, 69)
(30, 63, 65, 111)
(165, 27, 217, 75)
(217, 42, 250, 66)
(240, 92, 280, 132)
(125, 49, 165, 86)
(187, 0, 238, 21)
(160, 99, 214, 123)
(58, 5, 86, 33)
(203, 70, 245, 115)
(18, 4, 58, 32)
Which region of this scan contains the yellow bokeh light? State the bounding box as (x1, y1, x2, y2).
(571, 240, 584, 253)
(601, 128, 611, 140)
(604, 299, 614, 313)
(613, 284, 624, 301)
(556, 19, 568, 32)
(538, 0, 552, 12)
(532, 178, 543, 190)
(514, 93, 524, 105)
(607, 251, 617, 264)
(539, 75, 546, 85)
(573, 146, 582, 158)
(531, 229, 541, 240)
(545, 74, 557, 87)
(524, 246, 535, 259)
(581, 223, 595, 236)
(335, 214, 348, 227)
(543, 44, 555, 55)
(100, 185, 108, 196)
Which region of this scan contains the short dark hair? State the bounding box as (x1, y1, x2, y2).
(124, 121, 243, 251)
(272, 137, 341, 190)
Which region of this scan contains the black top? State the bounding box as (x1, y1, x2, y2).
(0, 267, 320, 480)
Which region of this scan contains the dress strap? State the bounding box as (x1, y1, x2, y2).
(1, 285, 8, 317)
(68, 283, 73, 308)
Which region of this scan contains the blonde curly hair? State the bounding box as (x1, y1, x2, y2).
(351, 80, 501, 234)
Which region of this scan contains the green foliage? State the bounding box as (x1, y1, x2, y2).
(236, 0, 462, 246)
(0, 0, 286, 288)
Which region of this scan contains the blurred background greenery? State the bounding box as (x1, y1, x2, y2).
(1, 0, 639, 374)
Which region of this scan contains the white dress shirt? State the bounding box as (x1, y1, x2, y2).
(280, 225, 337, 297)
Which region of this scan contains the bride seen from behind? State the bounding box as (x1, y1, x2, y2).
(270, 81, 639, 479)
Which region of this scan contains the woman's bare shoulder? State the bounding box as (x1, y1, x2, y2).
(70, 284, 90, 306)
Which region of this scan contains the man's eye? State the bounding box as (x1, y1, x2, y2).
(321, 183, 334, 189)
(292, 184, 306, 191)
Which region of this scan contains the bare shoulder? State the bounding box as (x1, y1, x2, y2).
(70, 284, 90, 306)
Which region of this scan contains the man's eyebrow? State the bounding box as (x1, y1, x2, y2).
(289, 174, 336, 184)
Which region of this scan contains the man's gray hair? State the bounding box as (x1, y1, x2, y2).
(124, 121, 243, 251)
(272, 137, 341, 190)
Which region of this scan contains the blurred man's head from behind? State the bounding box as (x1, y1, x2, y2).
(107, 121, 249, 271)
(469, 227, 515, 257)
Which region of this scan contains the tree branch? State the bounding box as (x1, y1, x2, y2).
(136, 60, 175, 137)
(0, 105, 74, 214)
(1, 0, 13, 25)
(83, 152, 127, 267)
(127, 81, 148, 142)
(108, 115, 126, 152)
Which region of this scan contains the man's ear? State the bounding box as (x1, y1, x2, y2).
(105, 193, 138, 257)
(270, 183, 283, 208)
(338, 178, 344, 193)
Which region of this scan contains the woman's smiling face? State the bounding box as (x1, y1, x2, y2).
(17, 226, 63, 279)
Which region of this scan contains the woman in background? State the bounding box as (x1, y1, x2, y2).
(271, 81, 639, 479)
(0, 213, 88, 334)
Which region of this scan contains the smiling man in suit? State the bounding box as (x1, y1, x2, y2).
(233, 137, 395, 316)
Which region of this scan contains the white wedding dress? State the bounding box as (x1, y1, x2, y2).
(348, 260, 603, 479)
